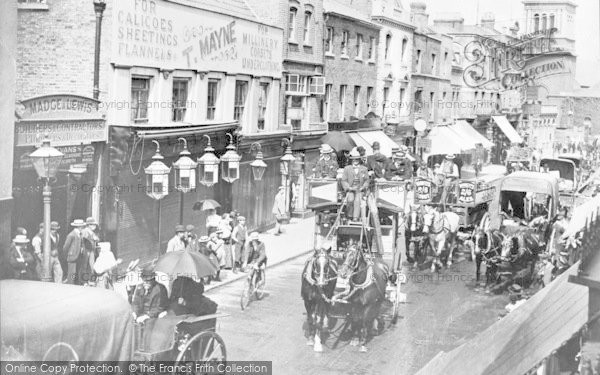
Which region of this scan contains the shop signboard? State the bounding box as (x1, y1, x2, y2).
(112, 0, 283, 78)
(415, 179, 432, 203)
(458, 181, 475, 204)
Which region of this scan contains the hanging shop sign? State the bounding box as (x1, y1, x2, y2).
(112, 0, 283, 78)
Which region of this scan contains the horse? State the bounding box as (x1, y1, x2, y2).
(338, 245, 389, 353)
(404, 205, 428, 269)
(422, 206, 461, 272)
(472, 228, 504, 284)
(301, 248, 338, 352)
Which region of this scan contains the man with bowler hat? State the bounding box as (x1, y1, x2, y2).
(62, 219, 86, 284)
(132, 265, 168, 323)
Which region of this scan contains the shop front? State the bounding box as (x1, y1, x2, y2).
(12, 95, 106, 238)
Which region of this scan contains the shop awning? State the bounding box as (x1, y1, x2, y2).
(348, 130, 400, 157)
(452, 120, 494, 149)
(415, 263, 588, 375)
(425, 125, 473, 156)
(492, 116, 523, 144)
(134, 121, 239, 139)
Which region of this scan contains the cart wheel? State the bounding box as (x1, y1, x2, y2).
(175, 331, 227, 369)
(240, 279, 252, 310)
(255, 278, 265, 300)
(42, 342, 79, 361)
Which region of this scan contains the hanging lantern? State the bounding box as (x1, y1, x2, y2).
(144, 140, 171, 200)
(197, 135, 220, 187)
(173, 137, 197, 193)
(221, 133, 241, 183)
(250, 146, 267, 181)
(280, 140, 295, 176)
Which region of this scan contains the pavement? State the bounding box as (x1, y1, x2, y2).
(204, 216, 315, 291)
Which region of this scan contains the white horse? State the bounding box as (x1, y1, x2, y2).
(422, 207, 461, 272)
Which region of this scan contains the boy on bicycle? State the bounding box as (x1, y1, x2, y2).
(243, 232, 267, 286)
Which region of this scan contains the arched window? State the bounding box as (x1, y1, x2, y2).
(549, 14, 555, 30)
(401, 38, 408, 61)
(541, 14, 547, 31)
(385, 34, 392, 60)
(534, 14, 540, 32)
(289, 7, 297, 41)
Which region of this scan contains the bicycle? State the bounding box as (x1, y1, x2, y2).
(240, 264, 266, 311)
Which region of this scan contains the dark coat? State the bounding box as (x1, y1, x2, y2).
(63, 229, 83, 263)
(341, 164, 369, 192)
(245, 241, 267, 266)
(387, 160, 413, 179)
(133, 282, 169, 318)
(8, 244, 36, 280)
(366, 154, 392, 179)
(313, 158, 339, 178)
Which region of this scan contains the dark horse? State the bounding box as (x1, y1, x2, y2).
(301, 248, 338, 352)
(405, 205, 428, 269)
(472, 228, 504, 285)
(338, 246, 389, 353)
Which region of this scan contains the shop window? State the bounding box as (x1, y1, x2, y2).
(172, 79, 188, 122)
(257, 82, 269, 131)
(234, 80, 248, 122)
(131, 77, 150, 122)
(206, 79, 220, 120)
(325, 27, 334, 54)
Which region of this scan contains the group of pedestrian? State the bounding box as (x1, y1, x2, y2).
(5, 216, 122, 289)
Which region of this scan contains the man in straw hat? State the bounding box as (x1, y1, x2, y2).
(313, 144, 339, 178)
(8, 234, 36, 280)
(387, 150, 413, 180)
(62, 218, 86, 284)
(438, 154, 459, 204)
(341, 149, 369, 221)
(166, 225, 187, 253)
(31, 222, 63, 283)
(132, 265, 168, 323)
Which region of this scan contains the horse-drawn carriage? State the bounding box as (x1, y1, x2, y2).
(302, 177, 407, 352)
(0, 279, 227, 365)
(540, 157, 578, 207)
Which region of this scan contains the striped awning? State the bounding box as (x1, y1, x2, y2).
(492, 116, 523, 144)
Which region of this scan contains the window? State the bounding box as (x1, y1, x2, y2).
(416, 49, 422, 72)
(234, 81, 248, 121)
(353, 86, 361, 117)
(542, 14, 547, 31)
(368, 37, 375, 60)
(444, 51, 448, 66)
(309, 76, 325, 95)
(303, 12, 312, 44)
(385, 34, 392, 60)
(339, 85, 347, 120)
(442, 91, 447, 103)
(206, 79, 220, 120)
(431, 53, 436, 75)
(257, 82, 269, 130)
(429, 92, 435, 119)
(323, 84, 332, 121)
(171, 79, 188, 122)
(356, 34, 363, 60)
(289, 8, 297, 42)
(414, 90, 423, 112)
(549, 14, 555, 30)
(325, 27, 334, 53)
(131, 77, 150, 122)
(341, 31, 349, 56)
(285, 74, 306, 94)
(401, 38, 408, 62)
(399, 88, 405, 106)
(366, 87, 374, 112)
(383, 87, 389, 117)
(534, 14, 540, 32)
(288, 96, 304, 129)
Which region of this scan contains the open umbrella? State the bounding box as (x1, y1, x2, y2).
(320, 131, 356, 151)
(155, 250, 217, 280)
(192, 199, 221, 211)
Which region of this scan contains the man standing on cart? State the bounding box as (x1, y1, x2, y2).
(438, 154, 460, 204)
(341, 150, 370, 221)
(313, 144, 339, 178)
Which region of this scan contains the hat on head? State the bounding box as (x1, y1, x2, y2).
(175, 225, 185, 233)
(50, 221, 60, 230)
(238, 216, 246, 221)
(434, 163, 440, 167)
(97, 242, 111, 253)
(71, 219, 86, 227)
(13, 235, 29, 244)
(445, 154, 455, 160)
(249, 232, 259, 241)
(141, 265, 155, 281)
(320, 144, 334, 154)
(185, 224, 195, 232)
(86, 217, 98, 225)
(356, 146, 366, 155)
(349, 150, 361, 159)
(372, 141, 381, 150)
(198, 235, 209, 243)
(393, 151, 406, 159)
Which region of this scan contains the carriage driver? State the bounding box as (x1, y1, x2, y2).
(313, 144, 339, 178)
(341, 150, 370, 221)
(243, 232, 267, 285)
(439, 154, 460, 204)
(132, 265, 169, 323)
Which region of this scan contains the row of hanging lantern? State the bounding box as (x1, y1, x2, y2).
(144, 134, 266, 200)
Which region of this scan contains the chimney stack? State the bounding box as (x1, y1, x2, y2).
(410, 2, 429, 30)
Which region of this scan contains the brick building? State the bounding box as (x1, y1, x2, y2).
(323, 0, 380, 122)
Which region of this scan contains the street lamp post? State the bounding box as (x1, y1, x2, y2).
(144, 140, 171, 253)
(198, 135, 220, 187)
(29, 135, 64, 282)
(250, 143, 267, 181)
(172, 138, 197, 225)
(92, 0, 106, 100)
(279, 138, 295, 215)
(221, 133, 241, 183)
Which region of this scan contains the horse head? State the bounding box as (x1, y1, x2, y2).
(422, 206, 441, 234)
(501, 236, 520, 258)
(312, 248, 337, 287)
(339, 245, 363, 279)
(408, 205, 423, 233)
(473, 228, 487, 255)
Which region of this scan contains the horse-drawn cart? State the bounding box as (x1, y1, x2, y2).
(1, 279, 227, 366)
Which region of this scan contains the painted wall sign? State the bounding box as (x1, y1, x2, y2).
(17, 94, 102, 120)
(17, 144, 95, 171)
(112, 0, 283, 78)
(15, 120, 106, 147)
